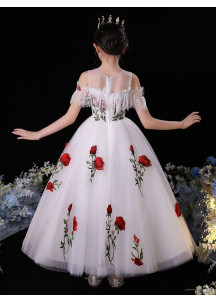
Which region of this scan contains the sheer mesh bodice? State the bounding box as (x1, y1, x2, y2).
(88, 68, 133, 93)
(69, 68, 147, 121)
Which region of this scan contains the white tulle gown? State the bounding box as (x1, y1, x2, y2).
(21, 68, 196, 278)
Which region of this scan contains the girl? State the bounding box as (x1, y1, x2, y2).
(12, 15, 201, 288)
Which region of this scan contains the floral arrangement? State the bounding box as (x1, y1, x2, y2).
(164, 156, 216, 257)
(164, 155, 216, 291)
(0, 161, 56, 241)
(195, 281, 216, 295)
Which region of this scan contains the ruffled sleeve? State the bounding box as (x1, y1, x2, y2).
(130, 86, 148, 111)
(69, 80, 91, 107)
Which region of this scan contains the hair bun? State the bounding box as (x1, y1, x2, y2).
(94, 23, 128, 55)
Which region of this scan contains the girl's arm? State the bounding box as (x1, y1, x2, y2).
(132, 74, 201, 130)
(12, 72, 88, 140)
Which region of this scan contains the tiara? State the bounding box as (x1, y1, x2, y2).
(97, 15, 125, 30)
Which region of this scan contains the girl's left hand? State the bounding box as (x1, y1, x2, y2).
(12, 129, 41, 140)
(181, 112, 201, 129)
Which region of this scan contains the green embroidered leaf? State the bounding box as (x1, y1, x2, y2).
(140, 248, 143, 260)
(131, 251, 136, 257)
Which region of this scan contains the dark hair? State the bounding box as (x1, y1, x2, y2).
(94, 23, 129, 55)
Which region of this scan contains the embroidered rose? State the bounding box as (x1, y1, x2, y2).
(175, 202, 182, 217)
(90, 145, 97, 154)
(77, 84, 81, 91)
(131, 234, 143, 266)
(138, 155, 152, 167)
(60, 204, 77, 263)
(133, 234, 140, 244)
(129, 146, 152, 197)
(68, 203, 73, 214)
(60, 153, 71, 166)
(51, 150, 71, 178)
(107, 204, 112, 215)
(131, 257, 143, 266)
(73, 216, 78, 231)
(95, 157, 104, 170)
(86, 145, 105, 182)
(130, 145, 134, 154)
(115, 216, 126, 231)
(106, 205, 126, 267)
(46, 182, 54, 192)
(46, 180, 62, 191)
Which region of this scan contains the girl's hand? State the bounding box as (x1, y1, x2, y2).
(12, 129, 41, 140)
(181, 112, 201, 129)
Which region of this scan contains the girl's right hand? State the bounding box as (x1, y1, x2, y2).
(12, 129, 41, 140)
(181, 112, 201, 129)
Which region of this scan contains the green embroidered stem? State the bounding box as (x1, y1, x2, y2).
(112, 109, 126, 121)
(60, 207, 76, 263)
(86, 153, 97, 182)
(129, 151, 144, 197)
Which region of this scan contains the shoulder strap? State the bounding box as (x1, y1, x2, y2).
(129, 72, 133, 89)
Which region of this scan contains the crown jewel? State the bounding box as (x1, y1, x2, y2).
(97, 15, 125, 30)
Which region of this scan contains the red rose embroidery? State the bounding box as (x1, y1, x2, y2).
(46, 182, 54, 192)
(77, 84, 81, 91)
(60, 153, 71, 166)
(175, 202, 182, 217)
(68, 203, 73, 214)
(115, 216, 126, 231)
(107, 204, 112, 215)
(73, 216, 78, 231)
(130, 145, 134, 154)
(131, 257, 143, 266)
(138, 155, 152, 167)
(95, 157, 104, 170)
(133, 234, 140, 244)
(129, 147, 152, 197)
(106, 205, 126, 267)
(86, 145, 105, 182)
(60, 204, 77, 263)
(90, 145, 97, 154)
(131, 234, 143, 266)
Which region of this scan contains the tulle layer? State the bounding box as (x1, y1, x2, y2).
(21, 116, 196, 278)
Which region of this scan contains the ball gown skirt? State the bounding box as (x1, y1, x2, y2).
(21, 113, 196, 278)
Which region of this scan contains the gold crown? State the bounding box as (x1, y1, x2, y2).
(97, 15, 125, 30)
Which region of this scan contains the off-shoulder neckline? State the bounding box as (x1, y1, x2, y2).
(79, 84, 144, 96)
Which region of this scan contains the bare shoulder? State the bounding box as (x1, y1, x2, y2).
(78, 71, 89, 86)
(131, 72, 141, 89)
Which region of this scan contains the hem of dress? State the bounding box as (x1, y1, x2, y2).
(21, 248, 195, 279)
